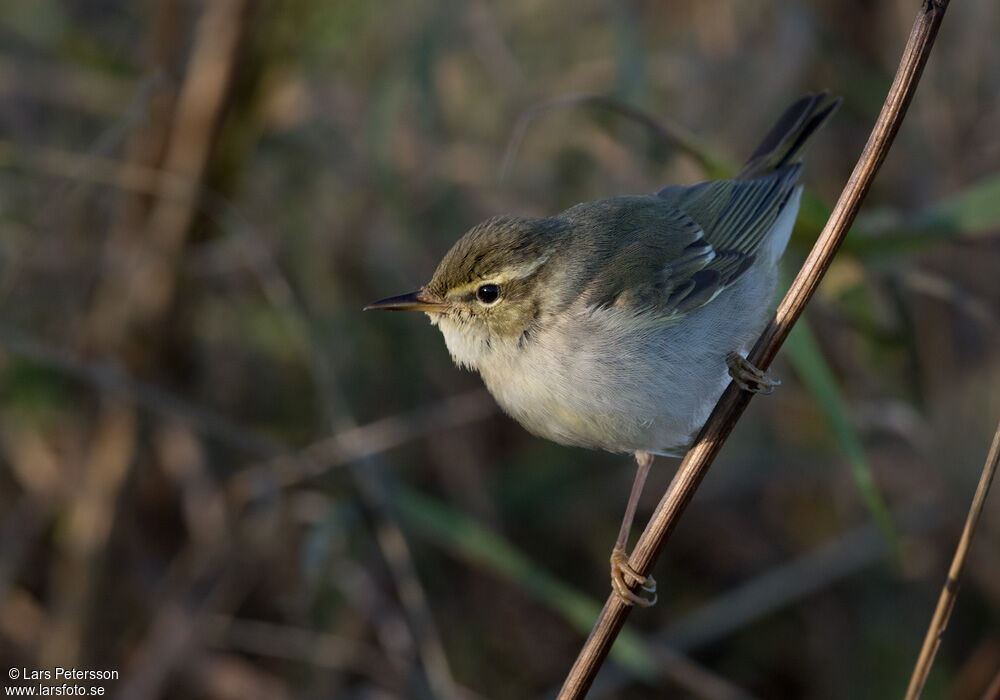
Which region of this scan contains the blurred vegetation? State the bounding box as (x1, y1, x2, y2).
(0, 1, 998, 698)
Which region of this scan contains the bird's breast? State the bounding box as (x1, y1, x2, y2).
(475, 307, 719, 454)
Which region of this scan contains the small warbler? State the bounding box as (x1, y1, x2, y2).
(368, 93, 840, 606)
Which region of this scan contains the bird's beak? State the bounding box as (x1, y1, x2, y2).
(364, 289, 448, 312)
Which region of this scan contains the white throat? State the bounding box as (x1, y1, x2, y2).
(432, 314, 491, 371)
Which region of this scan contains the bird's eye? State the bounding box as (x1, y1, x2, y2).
(476, 284, 501, 305)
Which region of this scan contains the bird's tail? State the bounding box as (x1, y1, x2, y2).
(737, 92, 841, 181)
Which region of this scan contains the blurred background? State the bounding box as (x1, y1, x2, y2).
(0, 0, 998, 698)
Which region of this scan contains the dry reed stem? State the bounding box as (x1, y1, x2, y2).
(89, 0, 248, 341)
(983, 666, 1000, 700)
(558, 2, 951, 697)
(904, 419, 1000, 699)
(42, 0, 248, 675)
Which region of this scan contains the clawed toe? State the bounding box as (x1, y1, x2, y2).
(726, 351, 780, 394)
(610, 547, 657, 607)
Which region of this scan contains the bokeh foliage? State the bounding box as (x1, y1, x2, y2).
(0, 1, 998, 698)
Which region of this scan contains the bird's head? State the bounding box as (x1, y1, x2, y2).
(366, 215, 570, 370)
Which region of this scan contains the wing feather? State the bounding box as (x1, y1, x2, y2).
(574, 93, 839, 323)
(579, 165, 801, 323)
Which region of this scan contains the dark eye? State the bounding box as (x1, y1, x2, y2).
(476, 284, 501, 305)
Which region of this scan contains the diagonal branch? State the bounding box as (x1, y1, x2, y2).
(558, 1, 952, 697)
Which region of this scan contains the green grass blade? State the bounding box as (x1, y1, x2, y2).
(391, 485, 657, 680)
(785, 320, 899, 550)
(922, 171, 1000, 234)
(845, 173, 1000, 255)
(792, 174, 1000, 257)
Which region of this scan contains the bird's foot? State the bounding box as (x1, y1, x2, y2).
(726, 352, 780, 394)
(609, 546, 657, 607)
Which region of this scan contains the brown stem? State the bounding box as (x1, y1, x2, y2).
(558, 1, 951, 697)
(904, 420, 1000, 699)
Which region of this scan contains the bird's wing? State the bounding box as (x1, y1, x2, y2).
(582, 164, 801, 322)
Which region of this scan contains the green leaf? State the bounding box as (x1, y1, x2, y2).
(846, 173, 1000, 255)
(391, 485, 657, 681)
(787, 173, 1000, 258)
(913, 172, 1000, 235)
(785, 320, 899, 551)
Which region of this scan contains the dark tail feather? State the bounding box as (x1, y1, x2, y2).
(737, 91, 841, 181)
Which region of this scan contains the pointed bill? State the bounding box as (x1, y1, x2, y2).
(364, 289, 448, 312)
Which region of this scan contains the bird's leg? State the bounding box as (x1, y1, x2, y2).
(609, 451, 657, 607)
(726, 351, 780, 394)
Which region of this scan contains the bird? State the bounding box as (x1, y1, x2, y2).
(366, 92, 840, 606)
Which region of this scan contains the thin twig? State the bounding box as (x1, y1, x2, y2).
(580, 500, 940, 699)
(207, 615, 404, 685)
(558, 2, 951, 697)
(0, 321, 494, 473)
(221, 197, 464, 699)
(500, 93, 729, 183)
(0, 321, 285, 456)
(0, 57, 135, 116)
(904, 418, 1000, 699)
(227, 389, 494, 503)
(0, 139, 198, 200)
